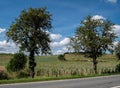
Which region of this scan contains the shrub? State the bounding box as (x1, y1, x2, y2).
(58, 54, 66, 61)
(16, 71, 29, 78)
(0, 71, 9, 80)
(115, 63, 120, 72)
(7, 52, 27, 72)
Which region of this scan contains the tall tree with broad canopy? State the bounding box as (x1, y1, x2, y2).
(6, 7, 52, 78)
(72, 16, 116, 73)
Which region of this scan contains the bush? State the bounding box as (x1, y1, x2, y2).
(0, 71, 9, 80)
(115, 63, 120, 73)
(58, 54, 66, 61)
(7, 52, 27, 72)
(16, 71, 29, 78)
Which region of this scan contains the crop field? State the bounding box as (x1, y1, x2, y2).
(0, 54, 119, 78)
(0, 54, 12, 70)
(35, 54, 118, 77)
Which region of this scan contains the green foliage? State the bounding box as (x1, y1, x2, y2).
(74, 16, 116, 58)
(115, 63, 120, 72)
(0, 54, 118, 79)
(6, 7, 52, 54)
(115, 42, 120, 60)
(0, 71, 9, 80)
(58, 55, 66, 61)
(16, 71, 29, 78)
(70, 15, 116, 73)
(6, 7, 52, 78)
(69, 37, 81, 53)
(7, 53, 27, 72)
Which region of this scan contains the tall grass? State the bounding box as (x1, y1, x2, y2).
(0, 54, 119, 79)
(35, 54, 118, 77)
(35, 61, 118, 77)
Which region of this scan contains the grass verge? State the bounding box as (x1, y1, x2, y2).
(0, 73, 120, 84)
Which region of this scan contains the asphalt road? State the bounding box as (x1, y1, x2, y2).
(0, 75, 120, 88)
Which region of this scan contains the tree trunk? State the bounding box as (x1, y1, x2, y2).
(93, 57, 98, 74)
(29, 50, 36, 78)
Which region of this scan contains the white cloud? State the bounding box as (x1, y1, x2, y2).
(50, 37, 70, 55)
(54, 47, 69, 55)
(92, 15, 105, 20)
(50, 33, 62, 40)
(0, 32, 70, 54)
(0, 28, 6, 33)
(60, 38, 70, 46)
(107, 0, 117, 3)
(50, 38, 70, 48)
(56, 50, 63, 54)
(113, 41, 118, 46)
(112, 25, 120, 36)
(0, 32, 68, 54)
(0, 40, 18, 54)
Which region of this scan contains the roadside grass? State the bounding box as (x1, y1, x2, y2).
(0, 73, 120, 84)
(0, 53, 120, 84)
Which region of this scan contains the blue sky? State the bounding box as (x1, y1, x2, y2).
(0, 0, 120, 54)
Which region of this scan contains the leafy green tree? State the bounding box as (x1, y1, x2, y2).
(115, 42, 120, 60)
(6, 8, 52, 78)
(7, 53, 27, 72)
(73, 16, 116, 73)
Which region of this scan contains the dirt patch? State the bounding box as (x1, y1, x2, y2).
(0, 66, 5, 71)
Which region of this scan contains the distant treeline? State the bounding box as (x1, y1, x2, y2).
(64, 52, 86, 55)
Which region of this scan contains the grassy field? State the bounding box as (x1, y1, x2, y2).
(35, 54, 119, 77)
(0, 53, 119, 78)
(0, 54, 13, 71)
